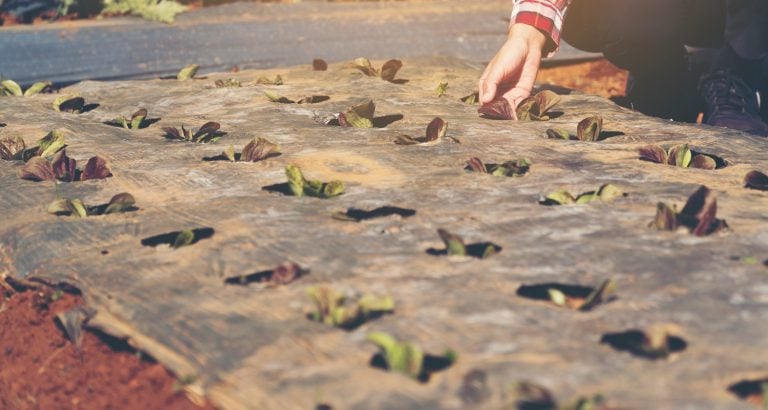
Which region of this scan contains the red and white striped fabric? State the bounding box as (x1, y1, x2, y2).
(511, 0, 572, 55)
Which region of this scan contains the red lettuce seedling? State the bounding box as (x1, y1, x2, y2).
(163, 122, 226, 144)
(20, 149, 112, 182)
(547, 115, 604, 141)
(465, 157, 530, 177)
(313, 59, 328, 71)
(210, 137, 280, 162)
(650, 185, 728, 236)
(478, 98, 515, 120)
(225, 262, 309, 287)
(744, 170, 768, 191)
(638, 143, 721, 170)
(394, 117, 453, 145)
(350, 58, 403, 83)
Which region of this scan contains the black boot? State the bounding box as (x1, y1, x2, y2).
(698, 69, 768, 136)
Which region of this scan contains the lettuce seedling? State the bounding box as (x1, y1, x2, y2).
(48, 192, 136, 217)
(284, 165, 345, 198)
(214, 78, 241, 88)
(394, 117, 451, 145)
(256, 75, 284, 85)
(436, 82, 448, 97)
(338, 100, 376, 128)
(650, 185, 728, 236)
(508, 381, 611, 410)
(543, 279, 616, 311)
(2, 130, 67, 162)
(264, 91, 329, 105)
(540, 184, 626, 205)
(515, 90, 561, 121)
(213, 137, 280, 162)
(431, 229, 501, 259)
(163, 122, 225, 143)
(1, 80, 52, 97)
(52, 95, 98, 114)
(307, 286, 394, 329)
(465, 157, 530, 177)
(744, 170, 768, 191)
(313, 59, 328, 71)
(225, 262, 309, 287)
(20, 149, 112, 182)
(105, 108, 157, 130)
(460, 91, 479, 105)
(141, 227, 215, 248)
(0, 136, 28, 161)
(600, 325, 687, 360)
(639, 144, 721, 170)
(177, 64, 199, 80)
(546, 115, 604, 141)
(350, 58, 403, 83)
(478, 98, 515, 120)
(367, 332, 457, 382)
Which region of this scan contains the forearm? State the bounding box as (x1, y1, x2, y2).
(511, 0, 572, 55)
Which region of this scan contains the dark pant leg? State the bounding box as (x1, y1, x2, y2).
(560, 0, 725, 121)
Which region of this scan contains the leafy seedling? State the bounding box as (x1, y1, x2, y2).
(516, 278, 617, 311)
(539, 184, 626, 205)
(313, 58, 328, 71)
(332, 206, 416, 222)
(272, 164, 345, 199)
(214, 78, 241, 88)
(600, 325, 687, 360)
(460, 91, 479, 105)
(177, 64, 199, 80)
(339, 100, 376, 128)
(55, 306, 95, 348)
(367, 332, 456, 382)
(465, 157, 530, 177)
(744, 170, 768, 191)
(140, 227, 215, 249)
(105, 108, 159, 129)
(48, 192, 136, 217)
(163, 122, 226, 143)
(0, 136, 30, 161)
(428, 229, 501, 259)
(4, 130, 68, 162)
(395, 117, 459, 145)
(508, 381, 613, 410)
(546, 115, 607, 141)
(225, 262, 309, 287)
(436, 82, 448, 97)
(728, 378, 768, 408)
(515, 89, 561, 121)
(1, 79, 52, 97)
(650, 185, 728, 236)
(350, 58, 403, 83)
(638, 144, 724, 170)
(206, 137, 280, 162)
(478, 98, 515, 120)
(264, 91, 329, 105)
(307, 286, 394, 330)
(256, 75, 284, 86)
(20, 149, 112, 182)
(52, 95, 98, 114)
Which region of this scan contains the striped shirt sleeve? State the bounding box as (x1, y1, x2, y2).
(511, 0, 571, 55)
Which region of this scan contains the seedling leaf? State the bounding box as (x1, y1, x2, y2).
(690, 154, 716, 170)
(23, 81, 52, 97)
(80, 156, 112, 181)
(104, 193, 136, 214)
(352, 57, 378, 77)
(256, 75, 284, 86)
(460, 91, 479, 105)
(436, 82, 448, 97)
(214, 78, 241, 88)
(367, 332, 424, 379)
(438, 229, 467, 256)
(516, 90, 561, 121)
(478, 99, 515, 120)
(1, 80, 23, 96)
(313, 59, 328, 71)
(744, 170, 768, 191)
(264, 90, 294, 104)
(37, 130, 66, 158)
(668, 144, 692, 168)
(576, 115, 603, 141)
(177, 64, 199, 80)
(579, 278, 617, 311)
(241, 137, 280, 162)
(546, 128, 572, 140)
(394, 117, 448, 145)
(380, 59, 403, 82)
(20, 157, 56, 181)
(638, 145, 668, 164)
(173, 230, 195, 249)
(548, 289, 567, 307)
(51, 149, 77, 182)
(0, 136, 27, 160)
(340, 100, 376, 128)
(286, 165, 305, 197)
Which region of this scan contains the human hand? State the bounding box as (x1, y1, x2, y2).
(478, 23, 548, 111)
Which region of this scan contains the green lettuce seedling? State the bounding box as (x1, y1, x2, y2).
(542, 279, 617, 311)
(650, 185, 728, 236)
(460, 91, 479, 105)
(214, 78, 241, 88)
(366, 332, 457, 381)
(225, 262, 309, 287)
(508, 381, 612, 410)
(105, 108, 153, 130)
(540, 184, 626, 205)
(163, 122, 226, 143)
(285, 165, 345, 199)
(350, 58, 403, 83)
(48, 192, 136, 217)
(1, 80, 52, 97)
(639, 144, 720, 170)
(177, 64, 199, 80)
(256, 75, 283, 85)
(465, 157, 530, 177)
(434, 229, 501, 259)
(307, 286, 394, 329)
(436, 82, 448, 97)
